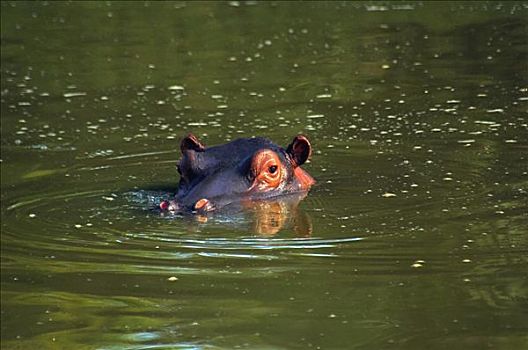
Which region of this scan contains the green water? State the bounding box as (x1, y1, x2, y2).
(1, 1, 527, 349)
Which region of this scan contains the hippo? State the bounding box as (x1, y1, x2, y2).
(160, 133, 315, 214)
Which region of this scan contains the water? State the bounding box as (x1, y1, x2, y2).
(1, 2, 527, 349)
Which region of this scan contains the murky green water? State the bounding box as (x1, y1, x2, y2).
(1, 2, 527, 349)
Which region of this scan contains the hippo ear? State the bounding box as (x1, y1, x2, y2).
(180, 133, 205, 153)
(286, 135, 312, 167)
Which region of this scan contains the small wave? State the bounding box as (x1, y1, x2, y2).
(142, 236, 363, 250)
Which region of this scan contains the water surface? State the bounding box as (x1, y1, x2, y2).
(1, 2, 527, 349)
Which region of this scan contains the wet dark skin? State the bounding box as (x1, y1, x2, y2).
(160, 133, 315, 214)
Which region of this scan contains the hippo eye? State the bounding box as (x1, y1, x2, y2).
(250, 149, 282, 191)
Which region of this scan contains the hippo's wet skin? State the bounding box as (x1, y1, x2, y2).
(160, 133, 315, 214)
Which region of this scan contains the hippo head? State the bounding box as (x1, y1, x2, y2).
(161, 133, 315, 214)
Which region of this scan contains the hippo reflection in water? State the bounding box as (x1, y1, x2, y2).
(160, 133, 315, 216)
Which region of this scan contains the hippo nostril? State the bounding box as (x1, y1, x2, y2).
(159, 200, 169, 210)
(194, 198, 209, 210)
(194, 198, 214, 213)
(160, 200, 180, 212)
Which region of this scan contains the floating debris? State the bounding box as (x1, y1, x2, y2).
(63, 92, 87, 98)
(457, 139, 475, 144)
(366, 5, 388, 11)
(412, 259, 425, 268)
(167, 276, 179, 282)
(381, 192, 397, 198)
(486, 108, 504, 113)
